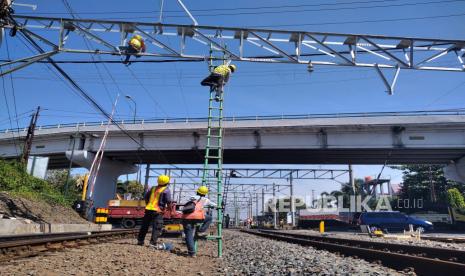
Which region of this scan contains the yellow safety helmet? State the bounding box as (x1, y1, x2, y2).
(229, 64, 236, 73)
(129, 38, 142, 50)
(133, 34, 142, 41)
(197, 186, 208, 196)
(157, 175, 170, 186)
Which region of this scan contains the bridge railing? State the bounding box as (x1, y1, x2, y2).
(2, 110, 465, 133)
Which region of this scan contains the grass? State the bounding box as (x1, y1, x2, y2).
(0, 159, 75, 206)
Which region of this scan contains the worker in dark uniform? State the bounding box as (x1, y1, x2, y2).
(225, 213, 231, 228)
(137, 175, 171, 247)
(201, 64, 236, 100)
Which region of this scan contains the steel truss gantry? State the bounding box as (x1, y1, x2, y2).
(1, 15, 465, 93)
(148, 166, 349, 223)
(150, 167, 349, 180)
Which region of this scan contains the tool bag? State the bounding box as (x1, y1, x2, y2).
(182, 200, 197, 214)
(182, 199, 206, 220)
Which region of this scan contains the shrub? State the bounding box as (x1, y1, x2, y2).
(0, 159, 74, 206)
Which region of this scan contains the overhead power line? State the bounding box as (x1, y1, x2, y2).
(101, 0, 465, 19)
(16, 0, 458, 15)
(250, 12, 465, 28)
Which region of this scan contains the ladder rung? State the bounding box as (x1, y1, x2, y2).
(205, 156, 221, 159)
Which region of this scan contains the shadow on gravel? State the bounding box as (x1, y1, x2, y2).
(0, 193, 45, 223)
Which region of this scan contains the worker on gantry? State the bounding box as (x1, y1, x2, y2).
(123, 34, 146, 65)
(201, 64, 236, 100)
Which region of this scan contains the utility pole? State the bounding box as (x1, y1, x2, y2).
(312, 189, 315, 208)
(22, 106, 40, 165)
(64, 126, 80, 196)
(429, 166, 437, 202)
(234, 192, 238, 227)
(144, 164, 150, 192)
(255, 193, 259, 226)
(172, 179, 176, 200)
(349, 164, 355, 212)
(273, 183, 277, 229)
(290, 172, 295, 227)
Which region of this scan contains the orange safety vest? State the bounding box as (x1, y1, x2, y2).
(145, 186, 168, 212)
(182, 200, 206, 220)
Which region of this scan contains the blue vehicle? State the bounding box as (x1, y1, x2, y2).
(359, 211, 433, 232)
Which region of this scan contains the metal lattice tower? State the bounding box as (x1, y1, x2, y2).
(201, 44, 227, 257)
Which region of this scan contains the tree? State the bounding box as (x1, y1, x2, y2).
(394, 165, 463, 205)
(340, 178, 365, 196)
(127, 181, 144, 198)
(447, 188, 465, 208)
(46, 169, 79, 198)
(116, 180, 144, 199)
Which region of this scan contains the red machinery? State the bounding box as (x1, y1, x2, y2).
(98, 200, 184, 232)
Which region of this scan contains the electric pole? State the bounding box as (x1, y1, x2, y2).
(21, 106, 40, 165)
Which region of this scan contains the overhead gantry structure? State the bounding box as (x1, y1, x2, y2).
(148, 167, 350, 226)
(1, 13, 465, 94)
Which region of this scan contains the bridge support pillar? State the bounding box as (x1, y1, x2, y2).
(444, 156, 465, 184)
(65, 150, 138, 219)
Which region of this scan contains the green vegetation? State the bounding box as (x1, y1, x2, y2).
(447, 188, 465, 208)
(116, 180, 145, 199)
(0, 159, 79, 206)
(394, 165, 464, 205)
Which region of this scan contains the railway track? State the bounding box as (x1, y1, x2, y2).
(421, 236, 465, 244)
(242, 229, 465, 275)
(0, 229, 138, 262)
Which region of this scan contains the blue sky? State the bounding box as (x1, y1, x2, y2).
(1, 0, 464, 201)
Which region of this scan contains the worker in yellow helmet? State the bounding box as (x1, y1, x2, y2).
(181, 185, 217, 257)
(201, 64, 236, 101)
(123, 34, 146, 65)
(137, 174, 171, 247)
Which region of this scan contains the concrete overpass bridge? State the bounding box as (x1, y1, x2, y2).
(1, 111, 465, 167)
(2, 111, 465, 209)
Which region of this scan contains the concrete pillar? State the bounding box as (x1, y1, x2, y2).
(65, 150, 138, 219)
(290, 172, 295, 227)
(444, 157, 465, 184)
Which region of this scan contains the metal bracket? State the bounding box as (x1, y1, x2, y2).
(0, 51, 58, 76)
(375, 64, 401, 95)
(176, 0, 198, 26)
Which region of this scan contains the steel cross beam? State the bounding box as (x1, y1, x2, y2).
(1, 15, 463, 75)
(150, 167, 349, 180)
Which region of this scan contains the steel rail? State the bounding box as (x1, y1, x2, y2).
(242, 229, 465, 275)
(0, 229, 138, 262)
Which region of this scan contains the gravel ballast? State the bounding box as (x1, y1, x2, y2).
(288, 229, 465, 251)
(221, 230, 405, 275)
(0, 236, 219, 276)
(1, 230, 411, 275)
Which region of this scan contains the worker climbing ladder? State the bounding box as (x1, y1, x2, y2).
(200, 44, 228, 257)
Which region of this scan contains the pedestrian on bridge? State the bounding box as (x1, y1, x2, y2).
(137, 175, 171, 247)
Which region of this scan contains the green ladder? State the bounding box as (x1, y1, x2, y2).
(201, 44, 227, 257)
